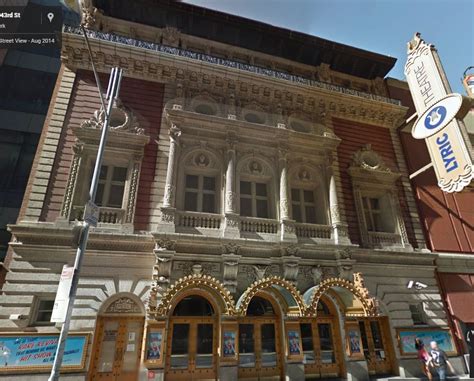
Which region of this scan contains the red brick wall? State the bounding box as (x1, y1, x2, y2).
(41, 70, 164, 231)
(333, 118, 416, 246)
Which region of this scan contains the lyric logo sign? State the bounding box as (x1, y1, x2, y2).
(405, 33, 473, 192)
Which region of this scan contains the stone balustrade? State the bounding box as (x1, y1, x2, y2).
(71, 205, 125, 224)
(240, 217, 279, 234)
(295, 223, 332, 239)
(176, 211, 222, 229)
(367, 231, 402, 247)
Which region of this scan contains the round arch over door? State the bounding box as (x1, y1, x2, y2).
(89, 293, 145, 381)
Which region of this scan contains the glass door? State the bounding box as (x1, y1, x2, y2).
(238, 319, 281, 379)
(166, 318, 217, 381)
(359, 318, 392, 375)
(300, 319, 342, 378)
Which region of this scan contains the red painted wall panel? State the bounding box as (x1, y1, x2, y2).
(41, 70, 164, 231)
(333, 118, 416, 247)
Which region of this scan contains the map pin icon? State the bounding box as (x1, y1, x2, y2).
(47, 12, 54, 23)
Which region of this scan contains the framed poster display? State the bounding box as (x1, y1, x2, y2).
(345, 323, 363, 358)
(396, 327, 457, 356)
(0, 332, 89, 373)
(144, 328, 164, 366)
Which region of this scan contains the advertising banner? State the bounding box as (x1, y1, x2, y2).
(0, 334, 88, 372)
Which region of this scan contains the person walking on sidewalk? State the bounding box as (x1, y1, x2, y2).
(415, 338, 433, 381)
(429, 340, 455, 381)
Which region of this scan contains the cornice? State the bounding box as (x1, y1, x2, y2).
(8, 222, 155, 253)
(61, 27, 408, 129)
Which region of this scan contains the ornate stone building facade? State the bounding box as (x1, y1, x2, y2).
(0, 1, 468, 380)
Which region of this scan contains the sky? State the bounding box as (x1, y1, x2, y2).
(185, 0, 474, 94)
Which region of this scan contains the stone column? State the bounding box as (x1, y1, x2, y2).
(327, 159, 350, 244)
(224, 135, 240, 238)
(160, 125, 181, 230)
(279, 150, 296, 242)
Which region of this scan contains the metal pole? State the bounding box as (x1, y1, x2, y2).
(48, 67, 122, 381)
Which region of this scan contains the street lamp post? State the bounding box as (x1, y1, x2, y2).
(47, 29, 123, 381)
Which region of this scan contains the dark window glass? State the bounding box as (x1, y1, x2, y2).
(112, 167, 127, 181)
(291, 188, 300, 201)
(171, 324, 190, 354)
(184, 192, 198, 211)
(108, 184, 125, 207)
(240, 181, 251, 195)
(318, 324, 333, 351)
(359, 321, 370, 359)
(186, 175, 199, 189)
(203, 176, 215, 191)
(305, 206, 316, 224)
(292, 203, 302, 222)
(239, 324, 254, 353)
(95, 184, 105, 206)
(197, 324, 213, 354)
(300, 323, 314, 352)
(304, 190, 314, 203)
(256, 183, 267, 197)
(261, 324, 276, 353)
(35, 300, 54, 323)
(256, 199, 268, 218)
(240, 198, 252, 217)
(99, 165, 108, 180)
(172, 295, 214, 316)
(247, 296, 275, 316)
(370, 321, 384, 349)
(202, 194, 215, 213)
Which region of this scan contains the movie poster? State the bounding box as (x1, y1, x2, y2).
(146, 331, 163, 361)
(223, 331, 236, 357)
(288, 330, 301, 355)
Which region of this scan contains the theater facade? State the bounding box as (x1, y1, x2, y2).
(0, 1, 468, 380)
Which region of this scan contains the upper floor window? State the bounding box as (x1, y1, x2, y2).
(95, 165, 128, 208)
(32, 298, 54, 326)
(184, 174, 217, 213)
(291, 188, 317, 224)
(362, 195, 395, 233)
(409, 303, 427, 325)
(240, 180, 269, 218)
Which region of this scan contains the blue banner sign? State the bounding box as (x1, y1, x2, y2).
(0, 334, 88, 370)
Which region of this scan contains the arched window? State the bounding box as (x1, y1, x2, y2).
(172, 295, 214, 316)
(246, 296, 275, 316)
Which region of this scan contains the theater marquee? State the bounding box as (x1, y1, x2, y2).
(405, 33, 473, 193)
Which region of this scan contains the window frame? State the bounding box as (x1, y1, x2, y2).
(184, 173, 218, 213)
(239, 180, 270, 218)
(360, 191, 397, 234)
(409, 303, 427, 325)
(31, 298, 55, 326)
(290, 188, 318, 224)
(94, 164, 129, 209)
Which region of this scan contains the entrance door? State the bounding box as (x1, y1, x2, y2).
(300, 318, 343, 379)
(166, 318, 217, 380)
(238, 296, 282, 380)
(359, 318, 394, 375)
(90, 316, 144, 381)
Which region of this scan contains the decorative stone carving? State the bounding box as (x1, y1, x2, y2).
(338, 264, 353, 280)
(80, 99, 144, 135)
(61, 141, 84, 218)
(194, 153, 210, 167)
(337, 248, 352, 260)
(249, 161, 263, 174)
(222, 253, 241, 293)
(227, 93, 237, 119)
(225, 191, 236, 212)
(192, 264, 203, 275)
(253, 265, 268, 281)
(125, 161, 140, 224)
(106, 297, 141, 314)
(311, 265, 323, 285)
(160, 207, 175, 223)
(162, 26, 181, 47)
(222, 242, 241, 255)
(155, 238, 176, 251)
(282, 256, 300, 284)
(80, 0, 101, 29)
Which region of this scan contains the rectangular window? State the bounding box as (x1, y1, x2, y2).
(291, 188, 317, 223)
(94, 165, 127, 208)
(362, 195, 395, 233)
(409, 303, 426, 325)
(240, 181, 269, 218)
(184, 174, 217, 213)
(33, 299, 55, 325)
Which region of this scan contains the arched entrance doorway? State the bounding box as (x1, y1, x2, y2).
(299, 295, 344, 379)
(165, 292, 218, 381)
(89, 294, 145, 381)
(238, 294, 283, 380)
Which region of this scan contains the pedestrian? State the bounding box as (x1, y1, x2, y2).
(429, 340, 455, 381)
(415, 338, 433, 381)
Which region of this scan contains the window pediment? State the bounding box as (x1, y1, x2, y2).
(348, 144, 400, 185)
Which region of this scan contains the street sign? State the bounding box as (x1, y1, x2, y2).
(83, 200, 99, 227)
(51, 265, 74, 323)
(405, 33, 474, 193)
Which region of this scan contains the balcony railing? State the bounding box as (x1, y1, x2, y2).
(176, 211, 222, 229)
(71, 205, 125, 224)
(367, 231, 402, 247)
(240, 217, 279, 234)
(295, 223, 332, 239)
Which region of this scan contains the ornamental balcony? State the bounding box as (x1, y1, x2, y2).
(367, 231, 403, 248)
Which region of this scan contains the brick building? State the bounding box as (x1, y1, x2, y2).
(0, 1, 469, 380)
